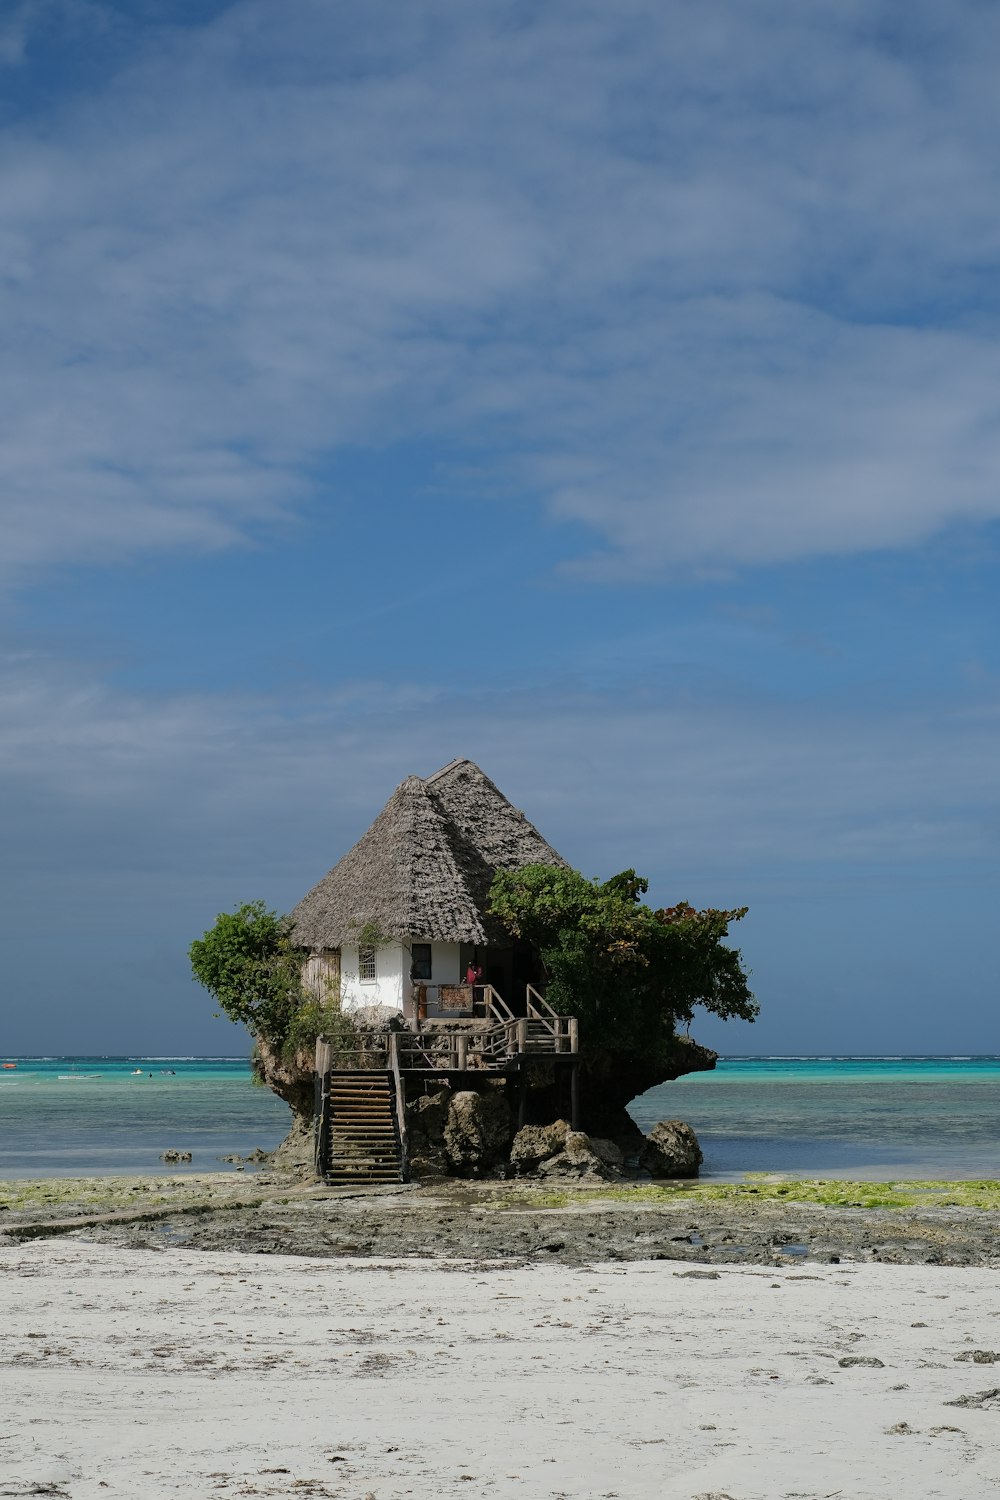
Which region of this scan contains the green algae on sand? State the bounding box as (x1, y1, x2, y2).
(0, 1173, 250, 1218)
(487, 1178, 1000, 1211)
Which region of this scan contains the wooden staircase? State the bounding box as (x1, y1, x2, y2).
(523, 1018, 558, 1052)
(322, 1071, 404, 1185)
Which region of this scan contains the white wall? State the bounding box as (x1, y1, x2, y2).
(429, 941, 461, 984)
(339, 938, 464, 1012)
(340, 940, 406, 1012)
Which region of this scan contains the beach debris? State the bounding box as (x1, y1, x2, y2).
(159, 1150, 192, 1163)
(885, 1421, 916, 1434)
(674, 1269, 720, 1279)
(838, 1355, 885, 1367)
(944, 1387, 1000, 1408)
(638, 1118, 703, 1178)
(954, 1349, 1000, 1363)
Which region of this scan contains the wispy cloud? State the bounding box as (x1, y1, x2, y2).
(4, 1, 1000, 582)
(2, 646, 996, 889)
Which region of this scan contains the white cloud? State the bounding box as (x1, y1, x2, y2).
(3, 0, 1000, 580)
(1, 647, 996, 893)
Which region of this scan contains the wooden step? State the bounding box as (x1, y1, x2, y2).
(321, 1070, 402, 1185)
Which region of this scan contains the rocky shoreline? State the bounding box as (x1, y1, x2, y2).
(4, 1174, 1000, 1268)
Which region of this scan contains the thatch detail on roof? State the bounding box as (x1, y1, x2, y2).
(289, 759, 568, 949)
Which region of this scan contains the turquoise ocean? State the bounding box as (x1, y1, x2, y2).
(634, 1056, 1000, 1180)
(2, 1055, 999, 1180)
(0, 1058, 291, 1180)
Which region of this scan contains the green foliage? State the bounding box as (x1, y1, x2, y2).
(286, 995, 364, 1064)
(189, 900, 307, 1050)
(351, 918, 390, 949)
(489, 864, 757, 1075)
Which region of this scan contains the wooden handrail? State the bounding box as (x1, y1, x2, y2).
(388, 1031, 409, 1182)
(319, 1012, 578, 1074)
(525, 985, 578, 1052)
(526, 984, 559, 1022)
(481, 984, 515, 1023)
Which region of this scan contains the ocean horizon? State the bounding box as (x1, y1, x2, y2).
(2, 1053, 999, 1180)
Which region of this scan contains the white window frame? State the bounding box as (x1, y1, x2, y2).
(358, 944, 377, 984)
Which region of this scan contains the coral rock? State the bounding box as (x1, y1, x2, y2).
(639, 1119, 703, 1178)
(509, 1120, 570, 1174)
(443, 1090, 512, 1176)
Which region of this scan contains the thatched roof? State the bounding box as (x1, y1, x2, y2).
(290, 759, 568, 948)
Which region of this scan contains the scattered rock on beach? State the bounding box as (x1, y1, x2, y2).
(639, 1119, 703, 1178)
(955, 1349, 1000, 1363)
(159, 1150, 192, 1163)
(945, 1387, 1000, 1409)
(839, 1355, 885, 1368)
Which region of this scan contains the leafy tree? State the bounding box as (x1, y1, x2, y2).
(190, 901, 365, 1130)
(188, 901, 307, 1052)
(489, 864, 757, 1130)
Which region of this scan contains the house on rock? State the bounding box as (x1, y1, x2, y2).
(290, 759, 580, 1184)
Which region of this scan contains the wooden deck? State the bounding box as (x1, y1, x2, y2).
(313, 986, 580, 1183)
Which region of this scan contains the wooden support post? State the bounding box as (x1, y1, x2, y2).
(516, 1017, 528, 1056)
(518, 1073, 529, 1131)
(568, 1017, 579, 1055)
(456, 1033, 468, 1071)
(570, 1060, 580, 1131)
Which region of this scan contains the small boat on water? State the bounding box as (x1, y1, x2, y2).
(2, 1062, 16, 1070)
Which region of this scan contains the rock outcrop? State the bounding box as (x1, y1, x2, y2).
(589, 1137, 625, 1172)
(405, 1086, 453, 1175)
(639, 1119, 703, 1178)
(268, 1114, 317, 1173)
(509, 1120, 621, 1180)
(443, 1089, 513, 1176)
(538, 1130, 619, 1180)
(509, 1119, 570, 1174)
(253, 1038, 316, 1127)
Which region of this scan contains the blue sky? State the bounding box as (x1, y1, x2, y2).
(2, 0, 998, 1056)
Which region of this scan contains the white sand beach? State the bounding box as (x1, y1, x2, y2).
(2, 1239, 998, 1500)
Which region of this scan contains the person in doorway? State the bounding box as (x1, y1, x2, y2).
(465, 959, 483, 986)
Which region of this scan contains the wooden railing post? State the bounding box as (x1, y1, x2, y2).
(568, 1017, 579, 1054)
(456, 1033, 468, 1071)
(388, 1031, 410, 1183)
(313, 1038, 333, 1178)
(516, 1017, 528, 1055)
